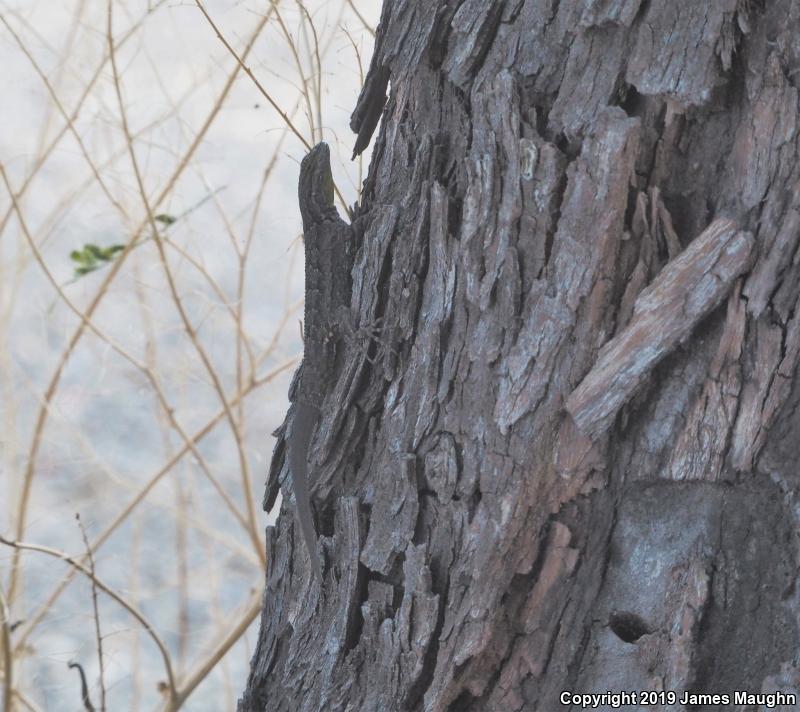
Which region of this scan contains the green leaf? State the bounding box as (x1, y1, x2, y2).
(68, 241, 127, 279)
(154, 213, 176, 226)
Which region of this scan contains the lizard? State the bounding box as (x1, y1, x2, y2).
(285, 142, 354, 580)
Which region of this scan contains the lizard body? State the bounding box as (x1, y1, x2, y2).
(288, 142, 353, 579)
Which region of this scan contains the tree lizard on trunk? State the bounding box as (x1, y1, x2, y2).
(286, 142, 353, 580)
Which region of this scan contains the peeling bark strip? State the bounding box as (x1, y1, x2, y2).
(566, 219, 755, 439)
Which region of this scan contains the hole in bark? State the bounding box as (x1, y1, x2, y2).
(661, 193, 695, 246)
(608, 611, 651, 643)
(404, 565, 449, 709)
(533, 101, 549, 137)
(343, 563, 370, 654)
(618, 83, 642, 117)
(624, 186, 639, 229)
(705, 197, 716, 223)
(467, 488, 482, 523)
(447, 689, 477, 711)
(413, 492, 437, 544)
(448, 196, 463, 236)
(544, 169, 569, 268)
(554, 131, 580, 158)
(318, 502, 335, 538)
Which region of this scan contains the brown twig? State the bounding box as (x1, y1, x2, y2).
(1, 582, 11, 712)
(5, 0, 271, 609)
(346, 0, 376, 37)
(193, 0, 309, 150)
(0, 1, 170, 240)
(107, 0, 264, 567)
(0, 15, 128, 219)
(14, 356, 297, 653)
(0, 163, 256, 550)
(75, 515, 105, 712)
(340, 24, 367, 197)
(0, 534, 177, 700)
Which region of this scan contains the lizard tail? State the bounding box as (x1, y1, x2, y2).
(288, 401, 323, 580)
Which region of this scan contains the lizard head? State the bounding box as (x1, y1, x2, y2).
(299, 142, 336, 227)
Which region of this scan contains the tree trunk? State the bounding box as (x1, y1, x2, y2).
(240, 1, 800, 710)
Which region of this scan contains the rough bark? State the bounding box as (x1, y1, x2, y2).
(241, 1, 800, 710)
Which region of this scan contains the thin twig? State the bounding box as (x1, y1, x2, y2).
(0, 535, 177, 701)
(193, 0, 354, 212)
(5, 2, 271, 608)
(67, 661, 96, 712)
(0, 163, 256, 548)
(272, 7, 316, 141)
(108, 1, 264, 565)
(29, 0, 88, 159)
(127, 520, 143, 712)
(236, 131, 290, 421)
(0, 582, 12, 712)
(175, 481, 190, 674)
(14, 356, 296, 653)
(0, 1, 170, 239)
(12, 688, 43, 712)
(167, 589, 262, 710)
(340, 24, 367, 197)
(75, 515, 105, 712)
(193, 0, 309, 150)
(346, 0, 376, 37)
(295, 2, 324, 142)
(0, 15, 128, 219)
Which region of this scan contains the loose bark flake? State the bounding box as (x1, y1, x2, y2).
(566, 219, 755, 440)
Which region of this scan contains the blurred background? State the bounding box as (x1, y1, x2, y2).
(0, 1, 379, 709)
